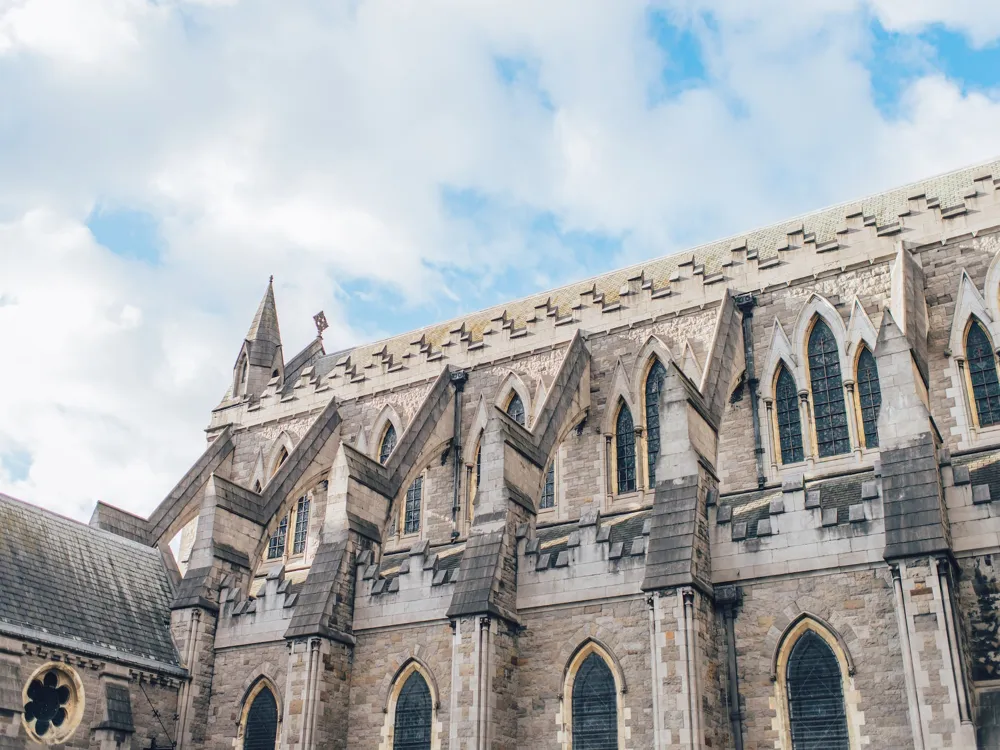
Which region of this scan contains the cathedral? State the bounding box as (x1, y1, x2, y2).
(7, 157, 1000, 750)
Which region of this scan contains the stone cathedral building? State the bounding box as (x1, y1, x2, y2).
(12, 158, 1000, 750)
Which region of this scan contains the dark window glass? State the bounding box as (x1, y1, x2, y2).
(475, 443, 481, 490)
(968, 320, 1000, 427)
(272, 446, 289, 476)
(23, 670, 70, 737)
(808, 320, 851, 457)
(404, 477, 423, 535)
(540, 462, 555, 509)
(572, 653, 618, 750)
(615, 404, 636, 494)
(506, 393, 526, 426)
(776, 367, 804, 464)
(292, 497, 310, 555)
(856, 347, 881, 448)
(244, 686, 278, 750)
(393, 671, 432, 750)
(380, 423, 397, 465)
(267, 515, 287, 559)
(645, 359, 667, 487)
(787, 631, 849, 750)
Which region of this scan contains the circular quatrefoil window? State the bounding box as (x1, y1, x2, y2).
(22, 663, 85, 745)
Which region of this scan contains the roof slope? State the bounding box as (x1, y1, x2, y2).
(0, 494, 180, 669)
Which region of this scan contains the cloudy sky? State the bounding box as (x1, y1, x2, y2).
(2, 0, 999, 521)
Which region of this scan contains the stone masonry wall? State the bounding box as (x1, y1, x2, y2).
(205, 641, 288, 750)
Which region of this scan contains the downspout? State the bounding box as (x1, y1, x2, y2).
(735, 293, 766, 488)
(717, 586, 744, 750)
(891, 564, 926, 750)
(450, 371, 468, 530)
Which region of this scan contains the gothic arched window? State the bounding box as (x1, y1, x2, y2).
(776, 366, 804, 464)
(571, 653, 618, 750)
(267, 515, 288, 559)
(856, 347, 881, 448)
(808, 320, 850, 457)
(506, 392, 526, 426)
(393, 671, 432, 750)
(271, 446, 289, 477)
(967, 319, 1000, 427)
(292, 497, 310, 555)
(244, 685, 278, 750)
(379, 423, 398, 465)
(540, 461, 555, 510)
(644, 359, 667, 487)
(468, 438, 482, 522)
(615, 403, 636, 494)
(403, 477, 423, 535)
(786, 631, 850, 750)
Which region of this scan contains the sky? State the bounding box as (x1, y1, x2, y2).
(2, 0, 1000, 522)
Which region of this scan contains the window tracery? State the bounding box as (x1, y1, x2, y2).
(243, 683, 278, 750)
(785, 631, 850, 750)
(392, 670, 432, 750)
(292, 497, 310, 555)
(644, 359, 666, 487)
(615, 403, 636, 494)
(807, 319, 850, 458)
(403, 477, 423, 535)
(506, 392, 526, 427)
(855, 347, 881, 448)
(540, 461, 555, 510)
(267, 515, 287, 559)
(967, 319, 1000, 427)
(776, 366, 804, 464)
(379, 423, 398, 465)
(570, 652, 618, 750)
(21, 664, 84, 745)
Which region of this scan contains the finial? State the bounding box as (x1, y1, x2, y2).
(313, 310, 329, 338)
(269, 275, 274, 284)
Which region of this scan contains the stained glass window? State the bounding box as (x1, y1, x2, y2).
(808, 320, 851, 457)
(506, 392, 526, 426)
(404, 477, 423, 535)
(540, 462, 555, 509)
(292, 497, 310, 555)
(267, 515, 287, 559)
(393, 671, 432, 750)
(615, 404, 636, 494)
(856, 347, 881, 448)
(967, 320, 1000, 427)
(776, 366, 804, 464)
(380, 423, 397, 465)
(572, 653, 618, 750)
(787, 631, 849, 750)
(645, 359, 667, 487)
(244, 686, 278, 750)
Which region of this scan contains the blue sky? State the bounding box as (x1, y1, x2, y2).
(1, 0, 999, 519)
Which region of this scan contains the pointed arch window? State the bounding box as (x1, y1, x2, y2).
(967, 319, 1000, 427)
(776, 366, 804, 464)
(272, 446, 289, 477)
(235, 355, 249, 397)
(379, 423, 398, 465)
(292, 497, 310, 555)
(243, 684, 278, 750)
(855, 347, 881, 448)
(403, 477, 423, 535)
(644, 359, 667, 487)
(808, 320, 850, 457)
(571, 653, 618, 750)
(267, 515, 288, 559)
(786, 631, 850, 750)
(506, 392, 526, 426)
(393, 671, 432, 750)
(540, 461, 555, 510)
(468, 438, 482, 522)
(615, 403, 636, 494)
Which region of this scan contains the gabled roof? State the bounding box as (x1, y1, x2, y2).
(0, 494, 181, 673)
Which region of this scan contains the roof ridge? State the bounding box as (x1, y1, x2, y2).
(0, 493, 161, 554)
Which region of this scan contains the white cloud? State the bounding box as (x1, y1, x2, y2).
(0, 0, 999, 521)
(869, 0, 1000, 47)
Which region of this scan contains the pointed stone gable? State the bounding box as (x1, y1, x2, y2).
(245, 278, 282, 368)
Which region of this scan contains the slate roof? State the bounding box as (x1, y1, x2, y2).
(958, 451, 1000, 502)
(814, 472, 871, 525)
(0, 494, 181, 671)
(719, 488, 778, 539)
(536, 509, 651, 557)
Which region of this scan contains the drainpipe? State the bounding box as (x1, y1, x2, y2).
(735, 293, 766, 488)
(717, 585, 744, 750)
(450, 371, 468, 531)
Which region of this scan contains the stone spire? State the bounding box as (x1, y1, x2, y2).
(232, 278, 284, 400)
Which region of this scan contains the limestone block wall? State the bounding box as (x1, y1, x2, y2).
(516, 597, 652, 749)
(733, 567, 912, 750)
(205, 641, 288, 750)
(347, 622, 454, 749)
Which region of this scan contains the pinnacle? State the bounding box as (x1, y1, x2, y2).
(246, 277, 282, 348)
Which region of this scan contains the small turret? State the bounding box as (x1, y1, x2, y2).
(231, 277, 284, 400)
